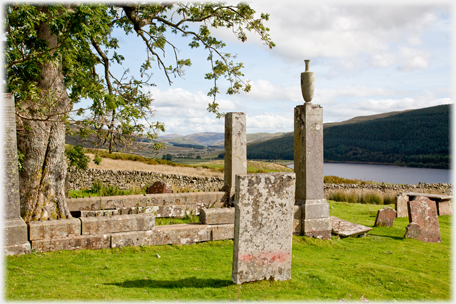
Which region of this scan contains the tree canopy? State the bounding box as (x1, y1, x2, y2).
(6, 2, 274, 154)
(4, 2, 274, 222)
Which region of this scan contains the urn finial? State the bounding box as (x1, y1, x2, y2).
(301, 59, 315, 103)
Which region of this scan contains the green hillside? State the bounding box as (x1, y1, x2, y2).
(247, 104, 451, 169)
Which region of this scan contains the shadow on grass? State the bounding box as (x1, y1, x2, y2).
(105, 276, 233, 289)
(368, 233, 404, 240)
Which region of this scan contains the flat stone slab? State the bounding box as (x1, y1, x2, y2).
(374, 206, 396, 227)
(28, 218, 81, 241)
(31, 234, 111, 252)
(80, 214, 154, 235)
(200, 208, 235, 224)
(407, 196, 441, 243)
(232, 173, 295, 285)
(404, 192, 452, 201)
(210, 224, 234, 241)
(111, 230, 155, 248)
(153, 224, 211, 245)
(330, 216, 372, 237)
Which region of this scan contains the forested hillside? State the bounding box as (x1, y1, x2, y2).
(247, 104, 451, 169)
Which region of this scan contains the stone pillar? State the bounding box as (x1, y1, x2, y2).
(232, 172, 295, 284)
(3, 93, 31, 255)
(294, 103, 331, 239)
(224, 112, 247, 202)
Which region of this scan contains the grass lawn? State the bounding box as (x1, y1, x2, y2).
(4, 201, 451, 301)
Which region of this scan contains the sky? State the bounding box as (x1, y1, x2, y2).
(4, 0, 454, 136)
(105, 0, 453, 136)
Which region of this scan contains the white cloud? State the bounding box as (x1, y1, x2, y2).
(397, 47, 430, 71)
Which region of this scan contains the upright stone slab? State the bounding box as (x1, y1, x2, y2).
(294, 103, 331, 239)
(232, 172, 295, 285)
(395, 193, 409, 217)
(224, 112, 247, 202)
(406, 196, 441, 243)
(374, 206, 396, 227)
(3, 94, 31, 255)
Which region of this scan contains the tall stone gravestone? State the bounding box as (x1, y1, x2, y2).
(232, 172, 295, 284)
(294, 60, 331, 239)
(224, 112, 247, 203)
(404, 196, 441, 243)
(3, 93, 31, 255)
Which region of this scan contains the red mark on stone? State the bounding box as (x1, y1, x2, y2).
(239, 251, 291, 265)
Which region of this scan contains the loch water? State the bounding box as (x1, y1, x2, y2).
(287, 162, 451, 184)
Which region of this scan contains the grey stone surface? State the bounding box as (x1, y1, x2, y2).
(224, 112, 247, 201)
(28, 218, 81, 240)
(31, 234, 111, 252)
(437, 200, 453, 216)
(211, 224, 234, 241)
(374, 206, 397, 227)
(111, 230, 155, 248)
(66, 192, 225, 213)
(294, 103, 331, 239)
(3, 94, 31, 255)
(200, 208, 235, 224)
(232, 172, 295, 285)
(330, 216, 372, 237)
(294, 103, 324, 201)
(80, 214, 155, 235)
(153, 224, 211, 245)
(396, 193, 409, 218)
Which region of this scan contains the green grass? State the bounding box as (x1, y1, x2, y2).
(5, 202, 451, 301)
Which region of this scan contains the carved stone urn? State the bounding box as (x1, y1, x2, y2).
(301, 59, 315, 102)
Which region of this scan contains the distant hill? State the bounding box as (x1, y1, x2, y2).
(246, 104, 451, 169)
(157, 131, 285, 147)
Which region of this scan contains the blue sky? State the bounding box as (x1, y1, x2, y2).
(52, 1, 456, 136)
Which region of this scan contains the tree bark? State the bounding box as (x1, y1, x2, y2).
(17, 7, 72, 222)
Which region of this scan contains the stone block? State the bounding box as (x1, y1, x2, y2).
(200, 208, 235, 224)
(66, 197, 102, 211)
(80, 214, 154, 235)
(153, 224, 211, 245)
(294, 103, 324, 201)
(28, 218, 81, 241)
(80, 209, 119, 217)
(232, 172, 295, 285)
(374, 206, 396, 227)
(224, 112, 247, 200)
(31, 234, 110, 252)
(301, 199, 330, 219)
(146, 181, 173, 194)
(330, 216, 372, 238)
(111, 230, 155, 248)
(302, 218, 332, 239)
(396, 193, 409, 217)
(211, 224, 234, 241)
(4, 218, 31, 255)
(407, 196, 441, 243)
(437, 200, 453, 216)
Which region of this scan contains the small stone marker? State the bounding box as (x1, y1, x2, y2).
(437, 199, 453, 216)
(406, 196, 441, 243)
(374, 206, 396, 227)
(232, 172, 295, 285)
(146, 181, 172, 194)
(395, 193, 409, 218)
(404, 222, 422, 240)
(330, 216, 372, 237)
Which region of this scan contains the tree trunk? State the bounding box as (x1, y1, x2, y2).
(17, 7, 72, 222)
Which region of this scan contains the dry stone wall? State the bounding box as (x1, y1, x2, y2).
(68, 167, 451, 196)
(67, 168, 224, 192)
